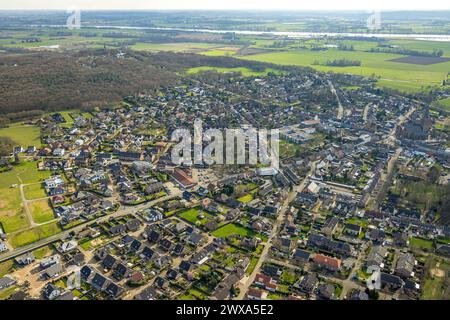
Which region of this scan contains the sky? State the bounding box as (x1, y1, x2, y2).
(1, 0, 450, 11)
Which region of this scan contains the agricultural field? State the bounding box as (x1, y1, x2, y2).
(187, 66, 284, 77)
(240, 48, 450, 92)
(8, 222, 62, 248)
(29, 199, 55, 224)
(0, 124, 41, 148)
(0, 31, 122, 50)
(129, 42, 221, 52)
(200, 46, 242, 56)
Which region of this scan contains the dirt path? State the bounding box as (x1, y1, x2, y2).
(328, 80, 344, 120)
(18, 183, 38, 227)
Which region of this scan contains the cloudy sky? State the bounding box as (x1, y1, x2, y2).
(1, 0, 449, 11)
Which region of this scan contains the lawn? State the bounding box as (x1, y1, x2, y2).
(246, 256, 259, 275)
(345, 217, 369, 228)
(29, 199, 55, 224)
(179, 208, 212, 225)
(32, 245, 53, 259)
(0, 286, 18, 300)
(240, 48, 450, 92)
(409, 237, 434, 250)
(8, 222, 62, 248)
(238, 194, 253, 203)
(281, 270, 297, 285)
(212, 223, 258, 238)
(280, 140, 303, 158)
(0, 260, 14, 278)
(0, 124, 41, 147)
(23, 183, 47, 200)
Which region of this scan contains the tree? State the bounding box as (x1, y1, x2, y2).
(427, 165, 441, 184)
(365, 288, 379, 300)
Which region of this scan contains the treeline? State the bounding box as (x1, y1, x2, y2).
(0, 49, 306, 122)
(0, 136, 15, 156)
(313, 59, 361, 67)
(0, 49, 179, 118)
(370, 47, 444, 57)
(0, 110, 45, 127)
(337, 43, 355, 51)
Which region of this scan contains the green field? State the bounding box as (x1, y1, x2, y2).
(212, 223, 258, 238)
(280, 140, 303, 158)
(0, 34, 118, 50)
(0, 125, 41, 147)
(187, 66, 284, 77)
(8, 222, 62, 248)
(201, 49, 237, 57)
(29, 199, 55, 224)
(0, 161, 50, 233)
(179, 208, 213, 225)
(0, 188, 28, 234)
(0, 260, 14, 278)
(23, 183, 47, 200)
(129, 42, 220, 52)
(433, 97, 450, 111)
(0, 286, 18, 300)
(32, 245, 53, 259)
(239, 48, 450, 92)
(238, 194, 253, 203)
(409, 237, 434, 250)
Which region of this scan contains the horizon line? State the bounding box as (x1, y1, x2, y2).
(1, 8, 450, 12)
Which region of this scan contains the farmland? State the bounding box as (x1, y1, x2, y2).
(187, 66, 284, 77)
(0, 125, 41, 148)
(239, 48, 450, 92)
(129, 42, 221, 52)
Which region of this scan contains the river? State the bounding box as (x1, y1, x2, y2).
(37, 24, 450, 42)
